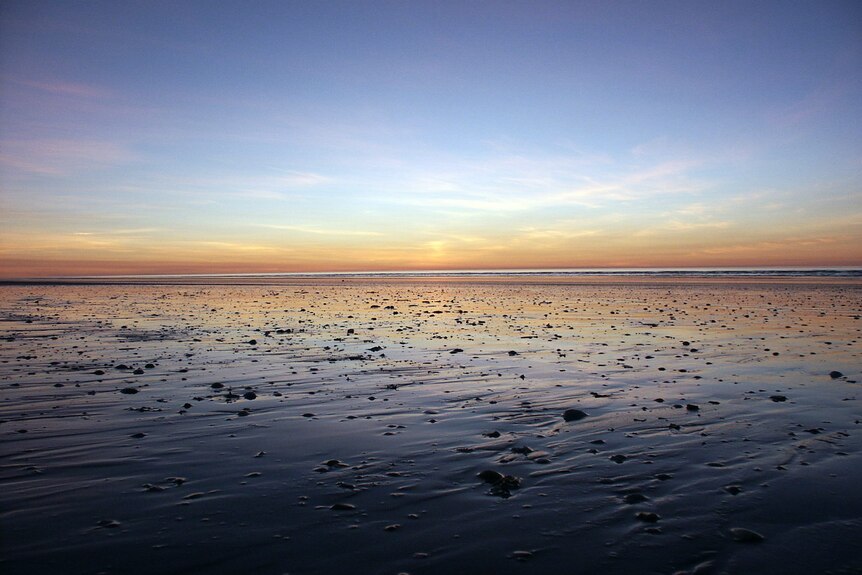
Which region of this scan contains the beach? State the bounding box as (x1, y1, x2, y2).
(1, 276, 860, 574)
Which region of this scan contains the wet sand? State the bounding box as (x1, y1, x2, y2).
(1, 277, 860, 574)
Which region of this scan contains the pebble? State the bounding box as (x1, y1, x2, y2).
(478, 470, 505, 484)
(623, 492, 648, 504)
(563, 408, 588, 422)
(730, 527, 765, 543)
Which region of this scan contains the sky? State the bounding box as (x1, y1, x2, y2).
(1, 1, 861, 277)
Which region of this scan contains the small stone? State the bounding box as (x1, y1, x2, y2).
(133, 368, 144, 375)
(330, 503, 355, 511)
(609, 454, 627, 464)
(243, 391, 257, 400)
(730, 527, 765, 543)
(120, 387, 138, 394)
(248, 339, 257, 345)
(93, 370, 105, 375)
(623, 492, 648, 504)
(770, 395, 787, 402)
(563, 408, 588, 422)
(130, 432, 146, 439)
(450, 348, 464, 354)
(478, 470, 505, 484)
(829, 371, 843, 379)
(636, 511, 660, 523)
(686, 404, 700, 412)
(508, 351, 519, 356)
(211, 383, 224, 389)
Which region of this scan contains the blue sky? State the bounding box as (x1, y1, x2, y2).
(1, 1, 860, 275)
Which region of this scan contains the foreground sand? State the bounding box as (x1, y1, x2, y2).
(1, 277, 860, 574)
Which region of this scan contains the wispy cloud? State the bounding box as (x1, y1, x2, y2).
(387, 155, 707, 213)
(257, 224, 383, 237)
(15, 78, 111, 99)
(0, 139, 135, 175)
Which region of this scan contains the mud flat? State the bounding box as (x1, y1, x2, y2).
(1, 277, 860, 574)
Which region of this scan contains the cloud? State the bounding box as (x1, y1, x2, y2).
(386, 156, 706, 213)
(256, 224, 383, 237)
(16, 78, 111, 99)
(0, 139, 135, 175)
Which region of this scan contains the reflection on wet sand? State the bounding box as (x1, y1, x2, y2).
(1, 278, 860, 574)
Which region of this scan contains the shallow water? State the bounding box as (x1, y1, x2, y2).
(1, 279, 860, 574)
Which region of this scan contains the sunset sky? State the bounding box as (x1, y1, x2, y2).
(1, 1, 861, 277)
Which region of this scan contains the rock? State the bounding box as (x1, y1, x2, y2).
(769, 395, 787, 402)
(450, 348, 464, 354)
(477, 470, 522, 498)
(483, 431, 501, 438)
(724, 485, 743, 495)
(511, 550, 534, 561)
(243, 391, 257, 400)
(330, 503, 355, 511)
(829, 371, 843, 379)
(563, 408, 588, 422)
(730, 527, 765, 543)
(93, 370, 105, 375)
(97, 519, 121, 528)
(384, 524, 401, 531)
(120, 387, 138, 394)
(130, 432, 146, 439)
(623, 492, 648, 504)
(478, 470, 505, 484)
(609, 454, 627, 464)
(636, 511, 660, 522)
(133, 368, 144, 375)
(508, 350, 519, 356)
(247, 339, 257, 345)
(211, 382, 224, 389)
(686, 403, 700, 412)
